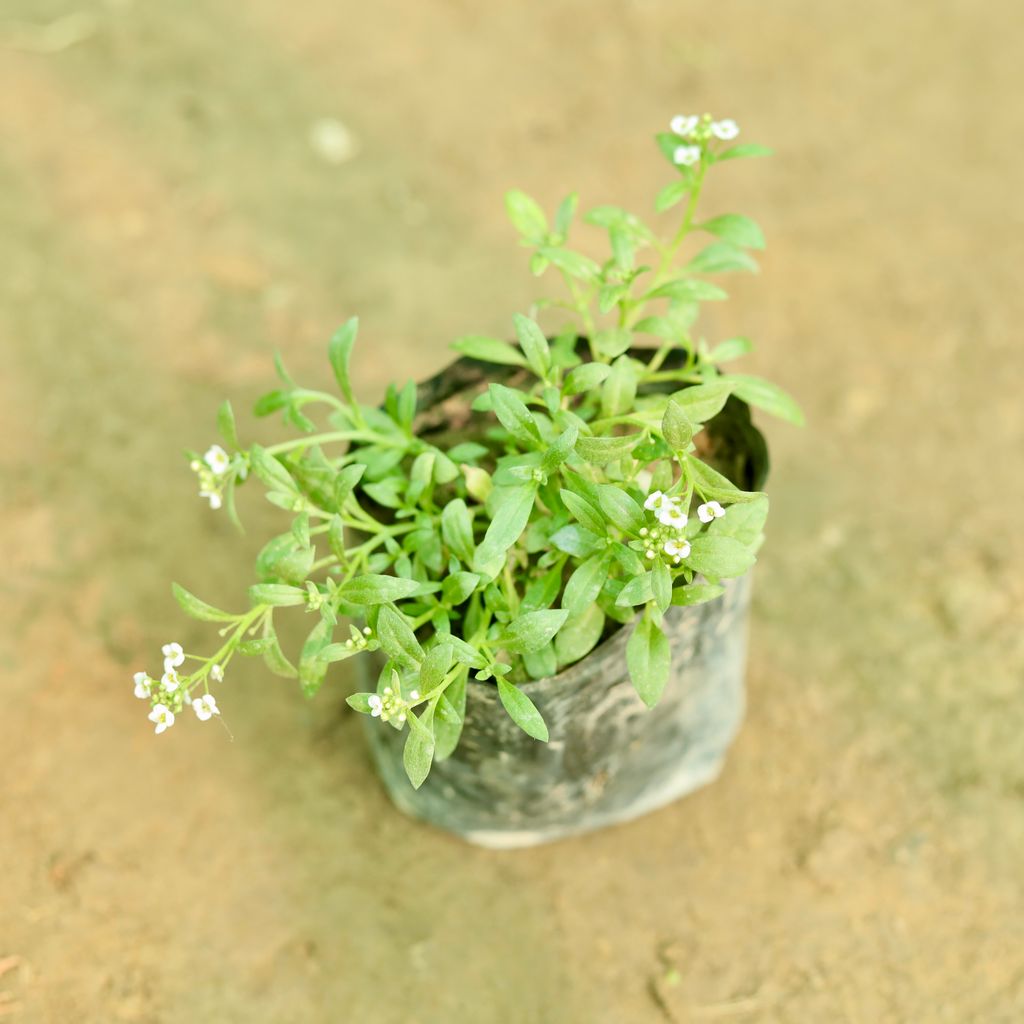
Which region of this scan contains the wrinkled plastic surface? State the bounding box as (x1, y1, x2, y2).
(362, 575, 751, 848)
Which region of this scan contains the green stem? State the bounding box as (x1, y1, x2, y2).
(264, 430, 405, 456)
(624, 162, 708, 332)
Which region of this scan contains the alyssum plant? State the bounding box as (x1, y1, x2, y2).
(136, 114, 800, 789)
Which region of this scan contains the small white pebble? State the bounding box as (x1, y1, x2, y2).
(309, 118, 359, 165)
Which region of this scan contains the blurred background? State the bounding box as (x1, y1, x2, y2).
(1, 1, 1022, 1021)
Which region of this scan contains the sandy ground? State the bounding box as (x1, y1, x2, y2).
(1, 1, 1022, 1021)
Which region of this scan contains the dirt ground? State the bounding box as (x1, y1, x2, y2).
(1, 1, 1022, 1021)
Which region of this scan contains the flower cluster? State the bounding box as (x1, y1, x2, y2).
(189, 444, 231, 510)
(368, 684, 420, 726)
(641, 491, 727, 565)
(133, 640, 222, 733)
(642, 490, 692, 564)
(669, 113, 740, 166)
(343, 625, 374, 652)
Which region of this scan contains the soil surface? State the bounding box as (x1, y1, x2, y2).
(2, 2, 1022, 1021)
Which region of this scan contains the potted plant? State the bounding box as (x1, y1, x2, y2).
(136, 114, 801, 848)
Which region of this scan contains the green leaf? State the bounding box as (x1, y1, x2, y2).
(447, 636, 487, 670)
(698, 213, 766, 250)
(559, 489, 606, 535)
(672, 583, 726, 606)
(253, 389, 287, 417)
(489, 383, 541, 446)
(562, 554, 608, 615)
(333, 463, 366, 507)
(262, 627, 297, 678)
(563, 363, 612, 395)
(616, 572, 655, 607)
(671, 380, 735, 424)
(472, 484, 536, 576)
(686, 535, 756, 578)
(662, 400, 695, 451)
(522, 643, 558, 680)
(575, 432, 644, 466)
(599, 283, 629, 314)
(442, 571, 479, 605)
(237, 637, 276, 656)
(317, 643, 359, 663)
(554, 603, 605, 666)
(583, 205, 653, 240)
(440, 498, 475, 563)
(655, 179, 689, 212)
(496, 678, 549, 741)
(327, 317, 360, 409)
(171, 582, 236, 623)
(707, 337, 753, 363)
(291, 511, 310, 550)
(537, 246, 600, 282)
(249, 445, 297, 494)
(540, 425, 579, 475)
(217, 400, 238, 449)
(452, 334, 528, 368)
(346, 692, 378, 713)
(419, 643, 454, 693)
(715, 143, 773, 162)
(248, 583, 307, 607)
(651, 558, 672, 613)
(513, 313, 551, 379)
(328, 514, 346, 562)
(376, 604, 424, 665)
(498, 609, 570, 654)
(709, 494, 769, 545)
(553, 192, 578, 238)
(339, 574, 425, 605)
(590, 328, 633, 360)
(729, 374, 805, 426)
(611, 541, 646, 577)
(434, 672, 467, 760)
(646, 278, 729, 302)
(685, 456, 745, 501)
(596, 484, 645, 534)
(521, 564, 564, 612)
(600, 356, 638, 418)
(404, 704, 436, 789)
(688, 242, 759, 275)
(626, 610, 671, 707)
(505, 189, 547, 240)
(632, 315, 676, 340)
(549, 523, 604, 558)
(299, 618, 332, 697)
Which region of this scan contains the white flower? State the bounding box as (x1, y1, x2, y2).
(193, 694, 220, 721)
(148, 703, 175, 735)
(199, 489, 222, 510)
(664, 538, 691, 563)
(203, 445, 230, 476)
(644, 490, 665, 511)
(133, 672, 152, 699)
(673, 145, 702, 167)
(162, 642, 185, 668)
(698, 501, 726, 524)
(657, 505, 688, 530)
(368, 694, 384, 717)
(670, 114, 699, 137)
(710, 119, 739, 140)
(210, 663, 224, 683)
(161, 668, 181, 692)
